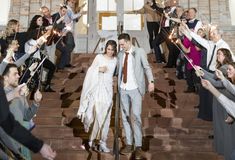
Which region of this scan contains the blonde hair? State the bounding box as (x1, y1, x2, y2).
(5, 19, 19, 37)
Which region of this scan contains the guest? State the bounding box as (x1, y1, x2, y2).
(1, 63, 42, 159)
(0, 82, 56, 159)
(196, 50, 234, 156)
(40, 6, 56, 64)
(1, 19, 28, 59)
(52, 5, 71, 70)
(129, 0, 161, 54)
(25, 15, 56, 92)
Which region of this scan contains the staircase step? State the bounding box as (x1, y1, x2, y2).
(149, 151, 223, 160)
(143, 126, 211, 139)
(40, 92, 61, 99)
(34, 117, 63, 126)
(30, 53, 220, 160)
(63, 78, 84, 93)
(32, 126, 74, 138)
(36, 108, 63, 117)
(149, 138, 213, 152)
(40, 99, 62, 108)
(41, 137, 83, 151)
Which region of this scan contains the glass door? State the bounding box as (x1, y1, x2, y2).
(86, 0, 146, 53)
(96, 0, 144, 31)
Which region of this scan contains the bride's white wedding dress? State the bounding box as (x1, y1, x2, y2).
(77, 54, 117, 142)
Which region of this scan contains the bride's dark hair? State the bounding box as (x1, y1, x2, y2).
(104, 40, 117, 56)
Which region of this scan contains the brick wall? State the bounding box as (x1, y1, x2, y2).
(179, 0, 235, 52)
(9, 0, 63, 30)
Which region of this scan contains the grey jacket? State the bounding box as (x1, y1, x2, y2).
(203, 64, 228, 88)
(0, 86, 39, 152)
(117, 46, 154, 95)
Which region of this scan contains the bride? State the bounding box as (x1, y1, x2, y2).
(77, 40, 117, 152)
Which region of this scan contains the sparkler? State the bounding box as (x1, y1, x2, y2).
(165, 22, 204, 79)
(54, 26, 72, 46)
(172, 38, 204, 79)
(25, 55, 48, 86)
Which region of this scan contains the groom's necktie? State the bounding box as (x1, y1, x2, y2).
(123, 52, 129, 83)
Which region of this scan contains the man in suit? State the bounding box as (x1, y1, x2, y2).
(0, 81, 56, 159)
(52, 5, 71, 70)
(186, 8, 202, 33)
(41, 6, 56, 64)
(117, 33, 154, 159)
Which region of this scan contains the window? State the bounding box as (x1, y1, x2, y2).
(97, 0, 116, 11)
(124, 14, 143, 30)
(124, 0, 144, 30)
(124, 0, 144, 11)
(0, 0, 11, 26)
(97, 0, 117, 30)
(229, 0, 235, 25)
(97, 0, 144, 31)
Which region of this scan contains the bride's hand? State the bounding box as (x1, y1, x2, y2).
(99, 66, 108, 73)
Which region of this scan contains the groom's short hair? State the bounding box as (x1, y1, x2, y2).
(118, 33, 130, 42)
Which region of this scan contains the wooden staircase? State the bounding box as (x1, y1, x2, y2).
(32, 53, 224, 160)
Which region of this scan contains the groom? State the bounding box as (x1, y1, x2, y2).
(117, 33, 154, 159)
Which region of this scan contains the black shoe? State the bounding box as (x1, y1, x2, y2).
(184, 88, 195, 93)
(56, 67, 64, 72)
(44, 85, 55, 92)
(65, 64, 75, 68)
(163, 65, 173, 68)
(208, 134, 214, 139)
(156, 60, 163, 63)
(194, 105, 199, 109)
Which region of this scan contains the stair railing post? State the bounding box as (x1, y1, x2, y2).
(113, 78, 120, 160)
